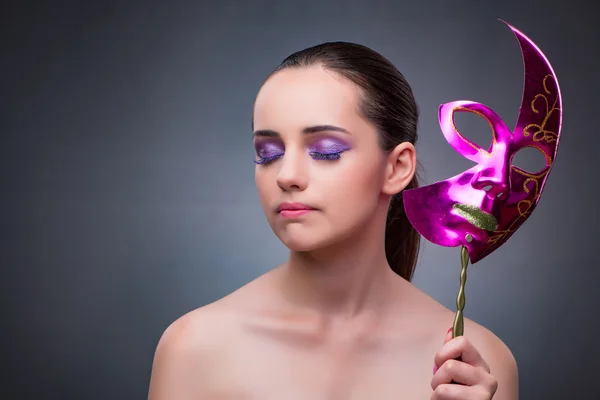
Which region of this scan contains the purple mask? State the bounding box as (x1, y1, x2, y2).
(403, 21, 562, 264)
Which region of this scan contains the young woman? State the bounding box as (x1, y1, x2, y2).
(148, 42, 518, 399)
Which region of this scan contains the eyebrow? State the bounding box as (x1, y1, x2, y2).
(252, 125, 351, 138)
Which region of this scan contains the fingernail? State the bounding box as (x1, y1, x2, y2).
(447, 327, 453, 335)
(433, 363, 438, 374)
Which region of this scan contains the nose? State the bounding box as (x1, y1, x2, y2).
(276, 150, 308, 192)
(471, 165, 510, 199)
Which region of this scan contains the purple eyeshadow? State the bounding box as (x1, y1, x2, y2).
(253, 136, 352, 164)
(254, 141, 284, 158)
(309, 138, 352, 154)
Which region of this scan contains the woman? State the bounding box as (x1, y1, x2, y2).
(148, 42, 518, 399)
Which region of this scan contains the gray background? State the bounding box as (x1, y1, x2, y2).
(3, 0, 598, 398)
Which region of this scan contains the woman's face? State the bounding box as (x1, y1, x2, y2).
(252, 66, 389, 251)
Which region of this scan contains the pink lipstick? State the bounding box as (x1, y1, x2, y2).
(277, 202, 316, 218)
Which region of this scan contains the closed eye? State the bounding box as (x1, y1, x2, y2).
(254, 154, 283, 165)
(309, 151, 343, 160)
(254, 151, 345, 165)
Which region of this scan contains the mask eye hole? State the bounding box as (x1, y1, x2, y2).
(511, 146, 548, 174)
(452, 111, 494, 152)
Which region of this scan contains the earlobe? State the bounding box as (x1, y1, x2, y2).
(382, 142, 416, 195)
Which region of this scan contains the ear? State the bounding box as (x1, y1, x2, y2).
(381, 142, 416, 196)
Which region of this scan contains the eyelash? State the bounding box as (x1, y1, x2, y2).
(254, 151, 344, 165)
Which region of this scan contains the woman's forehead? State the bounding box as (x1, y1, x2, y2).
(253, 67, 363, 131)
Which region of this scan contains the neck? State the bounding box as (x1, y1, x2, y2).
(277, 205, 403, 319)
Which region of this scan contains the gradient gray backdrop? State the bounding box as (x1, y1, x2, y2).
(3, 0, 598, 398)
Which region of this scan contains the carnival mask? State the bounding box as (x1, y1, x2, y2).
(403, 21, 562, 264)
(402, 21, 562, 337)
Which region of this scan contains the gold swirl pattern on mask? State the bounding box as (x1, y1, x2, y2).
(486, 167, 547, 247)
(485, 73, 559, 250)
(450, 107, 497, 157)
(522, 75, 560, 145)
(517, 177, 540, 215)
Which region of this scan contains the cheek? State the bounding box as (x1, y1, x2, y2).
(318, 158, 383, 212)
(255, 169, 276, 206)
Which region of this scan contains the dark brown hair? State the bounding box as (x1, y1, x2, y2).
(265, 42, 421, 281)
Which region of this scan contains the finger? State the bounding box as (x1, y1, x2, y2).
(434, 336, 490, 373)
(434, 327, 452, 373)
(443, 327, 453, 344)
(434, 327, 454, 374)
(430, 384, 490, 400)
(431, 358, 487, 389)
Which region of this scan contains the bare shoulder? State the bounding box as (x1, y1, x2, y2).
(148, 274, 271, 399)
(462, 318, 519, 399)
(147, 300, 237, 399)
(404, 282, 518, 398)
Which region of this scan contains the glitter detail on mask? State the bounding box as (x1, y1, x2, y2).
(453, 204, 498, 231)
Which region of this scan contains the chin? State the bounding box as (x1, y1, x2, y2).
(274, 225, 355, 254)
(276, 232, 324, 252)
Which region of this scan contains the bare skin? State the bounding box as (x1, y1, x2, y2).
(149, 266, 517, 399)
(148, 65, 518, 399)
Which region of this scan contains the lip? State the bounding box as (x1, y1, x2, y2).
(279, 209, 314, 218)
(277, 202, 317, 219)
(453, 203, 498, 231)
(276, 202, 316, 212)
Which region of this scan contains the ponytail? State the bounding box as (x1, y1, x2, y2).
(385, 174, 420, 281)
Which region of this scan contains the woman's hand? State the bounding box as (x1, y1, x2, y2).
(430, 327, 499, 399)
